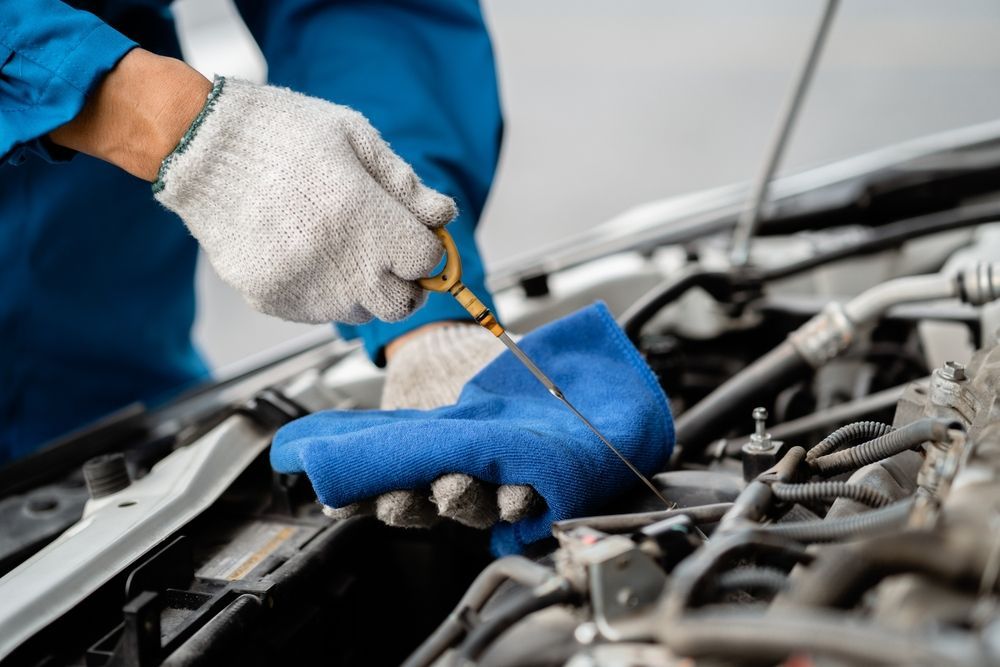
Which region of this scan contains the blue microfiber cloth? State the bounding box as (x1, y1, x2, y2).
(271, 302, 674, 554)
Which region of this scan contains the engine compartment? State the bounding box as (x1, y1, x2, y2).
(4, 127, 1000, 665)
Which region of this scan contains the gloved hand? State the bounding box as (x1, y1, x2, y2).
(322, 323, 543, 529)
(153, 77, 455, 324)
(271, 303, 675, 555)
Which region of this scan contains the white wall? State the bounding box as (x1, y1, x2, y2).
(174, 0, 1000, 370)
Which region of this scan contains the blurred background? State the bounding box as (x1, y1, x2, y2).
(172, 0, 1000, 370)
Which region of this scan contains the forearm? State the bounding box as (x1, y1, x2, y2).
(49, 49, 212, 182)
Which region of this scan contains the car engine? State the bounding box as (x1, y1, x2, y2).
(3, 125, 1000, 666)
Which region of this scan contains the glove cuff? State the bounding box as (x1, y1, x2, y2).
(381, 323, 504, 410)
(152, 76, 226, 195)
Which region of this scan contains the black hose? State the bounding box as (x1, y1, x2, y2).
(619, 269, 749, 342)
(811, 417, 956, 476)
(759, 498, 912, 543)
(716, 566, 789, 593)
(785, 529, 995, 609)
(454, 579, 575, 663)
(761, 200, 1000, 282)
(771, 481, 892, 507)
(660, 609, 986, 665)
(805, 420, 893, 462)
(401, 557, 555, 667)
(675, 340, 809, 454)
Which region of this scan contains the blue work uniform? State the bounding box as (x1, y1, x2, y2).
(0, 0, 502, 463)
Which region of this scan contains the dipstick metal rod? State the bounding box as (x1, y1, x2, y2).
(419, 227, 671, 508)
(498, 332, 672, 508)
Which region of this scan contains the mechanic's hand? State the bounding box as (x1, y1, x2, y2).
(323, 323, 543, 528)
(272, 303, 676, 555)
(155, 77, 454, 324)
(52, 54, 452, 324)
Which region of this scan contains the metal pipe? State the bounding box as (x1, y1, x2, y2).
(679, 263, 998, 453)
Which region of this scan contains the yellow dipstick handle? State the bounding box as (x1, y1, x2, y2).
(418, 228, 505, 337)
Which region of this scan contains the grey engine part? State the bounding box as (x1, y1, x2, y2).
(404, 257, 1000, 667)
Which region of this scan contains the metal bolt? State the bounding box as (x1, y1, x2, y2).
(749, 407, 772, 451)
(616, 587, 640, 609)
(753, 408, 768, 437)
(940, 361, 967, 382)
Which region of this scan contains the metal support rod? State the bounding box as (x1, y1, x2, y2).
(729, 0, 839, 267)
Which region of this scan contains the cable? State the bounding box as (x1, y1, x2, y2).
(759, 498, 913, 543)
(805, 420, 893, 461)
(771, 481, 892, 507)
(810, 417, 956, 476)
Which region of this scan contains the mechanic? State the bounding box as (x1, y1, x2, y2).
(1, 0, 503, 462)
(2, 1, 673, 539)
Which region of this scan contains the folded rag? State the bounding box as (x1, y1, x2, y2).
(271, 302, 675, 554)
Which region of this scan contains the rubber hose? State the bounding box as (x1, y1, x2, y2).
(771, 481, 892, 508)
(401, 556, 555, 667)
(811, 418, 955, 476)
(805, 421, 893, 462)
(760, 498, 912, 543)
(716, 566, 790, 593)
(455, 580, 575, 663)
(675, 340, 809, 453)
(785, 530, 996, 609)
(660, 609, 985, 665)
(619, 270, 737, 342)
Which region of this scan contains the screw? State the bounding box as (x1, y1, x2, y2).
(940, 361, 967, 382)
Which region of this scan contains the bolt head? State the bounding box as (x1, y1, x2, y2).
(940, 361, 967, 382)
(616, 587, 640, 609)
(752, 407, 768, 421)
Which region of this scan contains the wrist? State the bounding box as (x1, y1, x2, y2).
(49, 49, 212, 181)
(385, 321, 475, 362)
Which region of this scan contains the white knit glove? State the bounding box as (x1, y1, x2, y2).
(322, 324, 543, 529)
(153, 77, 455, 324)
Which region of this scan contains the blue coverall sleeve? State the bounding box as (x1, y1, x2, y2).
(235, 0, 503, 365)
(0, 0, 137, 165)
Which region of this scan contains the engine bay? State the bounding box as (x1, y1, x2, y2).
(4, 125, 1000, 665)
